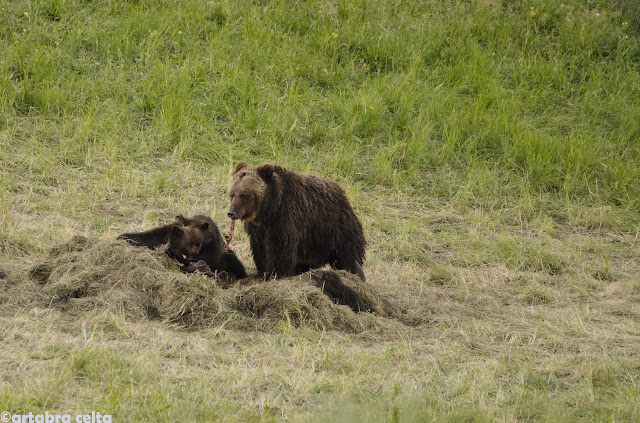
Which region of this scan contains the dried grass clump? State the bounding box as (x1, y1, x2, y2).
(158, 275, 232, 328)
(235, 275, 376, 332)
(158, 271, 399, 332)
(3, 236, 405, 333)
(24, 235, 181, 319)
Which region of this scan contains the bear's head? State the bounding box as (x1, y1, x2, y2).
(227, 162, 278, 222)
(167, 214, 209, 259)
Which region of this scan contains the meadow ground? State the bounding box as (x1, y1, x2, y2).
(1, 0, 640, 421)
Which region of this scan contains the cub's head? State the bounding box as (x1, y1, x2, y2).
(227, 162, 279, 222)
(168, 215, 209, 259)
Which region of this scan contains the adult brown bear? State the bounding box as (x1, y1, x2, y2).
(226, 162, 366, 281)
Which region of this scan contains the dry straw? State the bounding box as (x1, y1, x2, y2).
(3, 236, 411, 333)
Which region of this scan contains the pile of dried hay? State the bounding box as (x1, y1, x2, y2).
(1, 236, 407, 333)
(22, 236, 176, 319)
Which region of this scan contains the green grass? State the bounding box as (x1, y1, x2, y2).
(2, 0, 639, 207)
(1, 0, 640, 421)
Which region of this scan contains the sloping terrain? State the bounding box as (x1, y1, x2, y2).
(1, 0, 639, 421)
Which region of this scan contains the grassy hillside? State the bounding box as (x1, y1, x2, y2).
(1, 0, 639, 421)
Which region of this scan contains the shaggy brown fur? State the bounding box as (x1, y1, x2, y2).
(310, 270, 365, 312)
(227, 162, 366, 281)
(117, 215, 247, 279)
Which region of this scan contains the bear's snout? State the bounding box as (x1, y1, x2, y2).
(227, 211, 236, 219)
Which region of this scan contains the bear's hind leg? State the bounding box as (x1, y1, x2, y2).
(310, 270, 365, 312)
(294, 263, 312, 275)
(333, 257, 366, 282)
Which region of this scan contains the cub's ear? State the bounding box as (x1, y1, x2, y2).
(171, 225, 184, 238)
(233, 161, 248, 175)
(257, 163, 278, 182)
(200, 221, 210, 231)
(174, 214, 186, 226)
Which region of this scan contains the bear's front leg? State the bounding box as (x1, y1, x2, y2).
(249, 234, 268, 278)
(265, 232, 297, 278)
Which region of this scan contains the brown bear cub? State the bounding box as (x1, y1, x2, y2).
(227, 162, 366, 281)
(117, 215, 247, 279)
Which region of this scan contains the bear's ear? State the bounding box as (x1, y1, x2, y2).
(171, 225, 184, 238)
(199, 221, 209, 231)
(233, 161, 248, 175)
(257, 163, 277, 182)
(174, 215, 186, 226)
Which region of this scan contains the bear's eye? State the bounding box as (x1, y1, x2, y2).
(240, 194, 249, 200)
